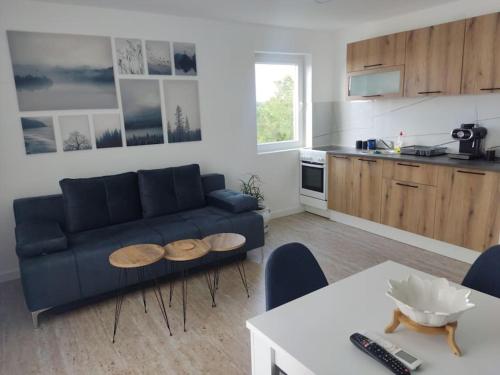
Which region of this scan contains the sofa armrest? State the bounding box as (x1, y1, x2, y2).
(15, 221, 68, 258)
(201, 174, 226, 194)
(207, 189, 258, 213)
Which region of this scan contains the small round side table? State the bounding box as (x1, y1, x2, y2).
(203, 233, 248, 307)
(108, 244, 171, 343)
(164, 239, 211, 332)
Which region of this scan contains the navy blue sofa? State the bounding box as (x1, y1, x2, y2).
(13, 164, 264, 324)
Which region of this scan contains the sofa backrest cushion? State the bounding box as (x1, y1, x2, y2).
(60, 172, 142, 233)
(138, 164, 205, 218)
(174, 164, 206, 211)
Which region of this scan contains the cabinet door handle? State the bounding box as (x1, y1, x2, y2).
(362, 94, 383, 98)
(396, 182, 419, 189)
(332, 155, 348, 159)
(358, 158, 377, 163)
(363, 63, 383, 68)
(397, 163, 420, 168)
(417, 90, 443, 95)
(457, 170, 485, 176)
(480, 88, 500, 91)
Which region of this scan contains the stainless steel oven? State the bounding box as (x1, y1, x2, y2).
(300, 149, 327, 202)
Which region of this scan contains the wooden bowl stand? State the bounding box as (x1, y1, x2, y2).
(385, 309, 461, 356)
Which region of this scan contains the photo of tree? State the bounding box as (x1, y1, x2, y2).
(7, 31, 118, 111)
(115, 38, 144, 75)
(93, 113, 123, 149)
(146, 41, 172, 75)
(21, 116, 57, 155)
(120, 79, 164, 146)
(59, 115, 92, 152)
(173, 42, 197, 76)
(163, 80, 201, 143)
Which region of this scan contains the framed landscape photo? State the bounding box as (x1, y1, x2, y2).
(115, 38, 144, 75)
(20, 116, 57, 155)
(7, 31, 118, 111)
(164, 80, 201, 143)
(59, 115, 92, 152)
(120, 79, 164, 146)
(146, 40, 172, 75)
(93, 113, 123, 149)
(173, 42, 197, 76)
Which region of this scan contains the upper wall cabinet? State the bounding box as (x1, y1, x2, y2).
(462, 13, 500, 95)
(347, 32, 406, 72)
(404, 20, 466, 97)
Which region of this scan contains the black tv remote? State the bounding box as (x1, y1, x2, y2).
(350, 333, 411, 374)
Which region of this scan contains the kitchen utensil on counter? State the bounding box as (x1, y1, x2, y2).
(356, 140, 363, 149)
(362, 141, 368, 150)
(448, 124, 487, 160)
(367, 139, 376, 150)
(486, 149, 496, 161)
(400, 145, 447, 157)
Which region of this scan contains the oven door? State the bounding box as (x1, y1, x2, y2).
(300, 161, 327, 201)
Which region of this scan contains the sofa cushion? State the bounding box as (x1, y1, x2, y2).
(180, 207, 233, 236)
(207, 189, 258, 213)
(174, 164, 205, 211)
(144, 214, 200, 244)
(68, 221, 163, 297)
(60, 172, 142, 233)
(15, 221, 67, 258)
(138, 164, 205, 218)
(138, 167, 177, 218)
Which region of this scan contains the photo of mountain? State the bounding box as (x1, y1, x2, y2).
(120, 79, 164, 146)
(7, 31, 118, 111)
(146, 41, 172, 75)
(173, 42, 197, 76)
(164, 80, 201, 143)
(59, 115, 92, 152)
(21, 116, 57, 155)
(93, 113, 123, 149)
(115, 38, 144, 75)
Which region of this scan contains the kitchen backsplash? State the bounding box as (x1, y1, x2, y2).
(319, 94, 500, 153)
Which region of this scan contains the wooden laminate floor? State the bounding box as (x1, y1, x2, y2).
(0, 213, 470, 375)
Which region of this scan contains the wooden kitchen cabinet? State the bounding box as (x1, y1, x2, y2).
(328, 155, 352, 214)
(351, 157, 383, 222)
(347, 32, 406, 72)
(381, 179, 436, 237)
(462, 12, 500, 95)
(382, 160, 438, 186)
(404, 20, 465, 97)
(434, 168, 500, 252)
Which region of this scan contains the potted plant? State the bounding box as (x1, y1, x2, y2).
(240, 174, 271, 233)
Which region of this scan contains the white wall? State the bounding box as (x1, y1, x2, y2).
(0, 0, 337, 281)
(329, 0, 500, 151)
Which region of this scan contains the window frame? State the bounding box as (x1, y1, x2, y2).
(255, 52, 306, 154)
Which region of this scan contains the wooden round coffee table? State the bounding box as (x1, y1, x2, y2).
(164, 239, 211, 332)
(203, 233, 248, 306)
(108, 244, 171, 342)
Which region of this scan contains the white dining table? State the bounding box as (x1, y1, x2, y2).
(246, 261, 500, 375)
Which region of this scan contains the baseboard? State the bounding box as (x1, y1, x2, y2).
(270, 206, 305, 219)
(0, 267, 20, 283)
(330, 211, 480, 265)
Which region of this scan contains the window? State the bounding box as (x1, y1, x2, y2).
(255, 53, 305, 153)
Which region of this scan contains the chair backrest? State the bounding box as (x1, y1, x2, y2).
(462, 245, 500, 299)
(265, 242, 328, 311)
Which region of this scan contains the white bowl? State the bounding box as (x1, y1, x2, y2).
(386, 274, 475, 327)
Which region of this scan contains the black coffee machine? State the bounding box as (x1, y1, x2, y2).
(448, 124, 487, 160)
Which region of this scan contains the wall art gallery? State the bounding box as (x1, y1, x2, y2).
(6, 30, 201, 155)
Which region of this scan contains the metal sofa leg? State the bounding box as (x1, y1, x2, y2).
(31, 308, 50, 329)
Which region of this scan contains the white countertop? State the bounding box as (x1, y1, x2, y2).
(247, 261, 500, 374)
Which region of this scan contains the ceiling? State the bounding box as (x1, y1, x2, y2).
(33, 0, 461, 31)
